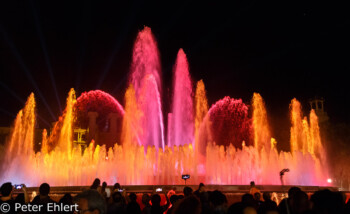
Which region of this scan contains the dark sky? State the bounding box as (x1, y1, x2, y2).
(0, 0, 349, 140)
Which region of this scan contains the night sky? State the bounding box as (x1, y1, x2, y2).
(0, 1, 349, 146)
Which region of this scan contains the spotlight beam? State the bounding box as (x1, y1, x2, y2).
(95, 1, 138, 89)
(0, 106, 51, 128)
(75, 48, 85, 93)
(0, 107, 17, 119)
(94, 38, 122, 89)
(30, 0, 62, 113)
(36, 114, 51, 127)
(0, 25, 57, 121)
(75, 0, 93, 92)
(0, 81, 51, 127)
(94, 24, 132, 89)
(111, 74, 128, 94)
(0, 81, 25, 104)
(187, 1, 256, 55)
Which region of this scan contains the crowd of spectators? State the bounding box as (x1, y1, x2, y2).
(1, 179, 350, 214)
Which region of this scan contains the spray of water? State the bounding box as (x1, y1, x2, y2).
(0, 27, 329, 186)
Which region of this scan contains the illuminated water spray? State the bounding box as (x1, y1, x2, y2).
(194, 80, 209, 153)
(0, 27, 330, 186)
(122, 84, 142, 147)
(252, 93, 271, 151)
(129, 27, 164, 150)
(170, 49, 194, 147)
(57, 88, 76, 158)
(138, 75, 165, 149)
(6, 93, 35, 161)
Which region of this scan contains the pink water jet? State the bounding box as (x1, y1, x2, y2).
(137, 75, 165, 149)
(130, 26, 161, 96)
(169, 49, 194, 147)
(127, 27, 164, 149)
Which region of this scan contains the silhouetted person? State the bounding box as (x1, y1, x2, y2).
(199, 191, 211, 214)
(258, 192, 278, 214)
(150, 193, 169, 214)
(91, 178, 101, 192)
(258, 205, 279, 214)
(183, 186, 193, 197)
(31, 183, 56, 214)
(228, 202, 245, 214)
(107, 191, 126, 214)
(0, 182, 16, 214)
(262, 192, 277, 207)
(250, 182, 260, 194)
(75, 189, 107, 214)
(228, 202, 257, 214)
(209, 190, 228, 214)
(13, 193, 28, 214)
(254, 192, 264, 208)
(290, 190, 309, 214)
(194, 183, 206, 197)
(177, 195, 184, 200)
(278, 186, 301, 214)
(141, 193, 151, 214)
(126, 193, 141, 214)
(113, 183, 122, 192)
(101, 181, 108, 200)
(310, 189, 344, 214)
(173, 195, 201, 214)
(250, 181, 262, 201)
(15, 193, 25, 204)
(59, 193, 74, 214)
(167, 195, 179, 214)
(244, 206, 258, 214)
(242, 193, 257, 209)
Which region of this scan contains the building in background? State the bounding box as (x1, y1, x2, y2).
(309, 97, 329, 124)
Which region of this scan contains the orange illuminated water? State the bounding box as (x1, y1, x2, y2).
(6, 93, 35, 161)
(252, 93, 271, 151)
(122, 84, 142, 147)
(194, 80, 209, 155)
(0, 27, 329, 186)
(0, 90, 329, 186)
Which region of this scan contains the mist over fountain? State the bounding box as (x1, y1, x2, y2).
(0, 27, 329, 186)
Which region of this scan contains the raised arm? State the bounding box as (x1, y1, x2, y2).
(163, 189, 170, 209)
(21, 184, 29, 203)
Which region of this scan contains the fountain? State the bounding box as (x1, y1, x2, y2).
(128, 26, 164, 150)
(169, 49, 194, 147)
(0, 27, 329, 186)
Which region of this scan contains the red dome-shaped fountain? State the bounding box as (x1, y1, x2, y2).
(75, 90, 124, 130)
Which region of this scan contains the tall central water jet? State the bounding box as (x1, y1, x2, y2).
(128, 27, 164, 149)
(170, 49, 194, 147)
